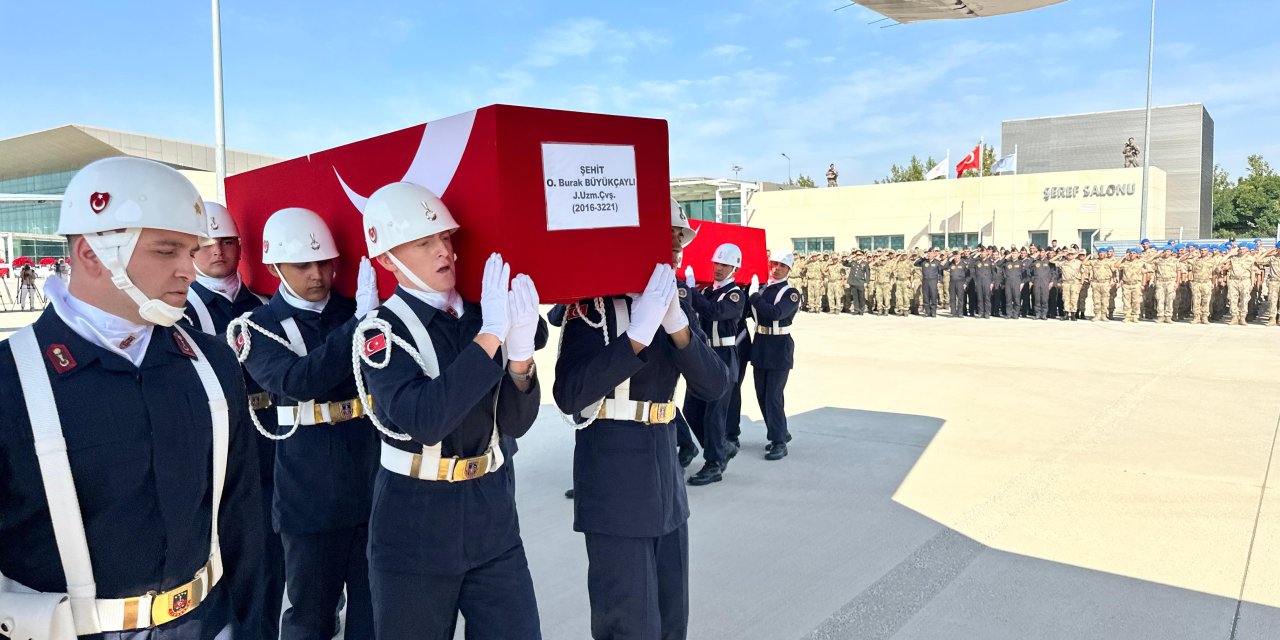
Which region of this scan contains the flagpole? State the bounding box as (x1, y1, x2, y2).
(1012, 144, 1018, 247)
(978, 136, 984, 247)
(944, 149, 950, 250)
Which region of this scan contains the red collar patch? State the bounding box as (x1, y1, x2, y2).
(172, 331, 197, 359)
(46, 344, 77, 373)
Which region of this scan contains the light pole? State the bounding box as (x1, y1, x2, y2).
(731, 164, 742, 179)
(781, 153, 791, 185)
(1139, 0, 1155, 240)
(212, 0, 228, 203)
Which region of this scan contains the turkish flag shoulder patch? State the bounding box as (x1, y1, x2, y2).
(363, 334, 387, 357)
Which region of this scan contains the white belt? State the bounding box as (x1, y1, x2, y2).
(708, 336, 737, 347)
(757, 327, 791, 336)
(380, 442, 500, 482)
(587, 399, 677, 425)
(1, 550, 222, 632)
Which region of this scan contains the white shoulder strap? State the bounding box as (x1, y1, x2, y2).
(279, 317, 307, 356)
(10, 327, 103, 634)
(187, 291, 215, 335)
(172, 325, 229, 573)
(381, 296, 439, 378)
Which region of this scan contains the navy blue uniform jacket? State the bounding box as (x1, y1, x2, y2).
(360, 289, 546, 575)
(553, 296, 731, 538)
(241, 293, 378, 535)
(0, 310, 265, 638)
(748, 282, 799, 371)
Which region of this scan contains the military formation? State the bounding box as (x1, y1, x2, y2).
(791, 239, 1280, 326)
(0, 156, 799, 640)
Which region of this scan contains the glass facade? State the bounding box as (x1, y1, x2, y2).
(0, 170, 75, 236)
(928, 233, 980, 249)
(856, 235, 905, 251)
(680, 198, 741, 224)
(1028, 230, 1049, 248)
(792, 237, 835, 254)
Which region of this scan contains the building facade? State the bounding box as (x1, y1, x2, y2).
(0, 124, 280, 260)
(746, 167, 1167, 255)
(1001, 103, 1212, 239)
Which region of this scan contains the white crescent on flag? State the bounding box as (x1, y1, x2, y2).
(853, 0, 1066, 24)
(333, 109, 477, 213)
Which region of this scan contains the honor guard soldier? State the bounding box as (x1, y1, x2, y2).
(683, 244, 746, 486)
(554, 261, 731, 640)
(750, 252, 799, 460)
(352, 183, 546, 638)
(0, 157, 264, 638)
(181, 202, 285, 640)
(230, 207, 379, 639)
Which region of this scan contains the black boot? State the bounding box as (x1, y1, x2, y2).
(678, 445, 699, 468)
(688, 462, 724, 486)
(765, 443, 788, 461)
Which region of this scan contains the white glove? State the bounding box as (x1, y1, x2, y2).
(685, 265, 695, 288)
(749, 273, 760, 297)
(505, 274, 540, 361)
(661, 288, 689, 334)
(629, 264, 676, 347)
(354, 257, 379, 318)
(478, 253, 511, 341)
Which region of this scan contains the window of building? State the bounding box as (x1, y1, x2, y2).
(856, 235, 905, 251)
(1028, 230, 1049, 249)
(1078, 229, 1097, 253)
(928, 233, 979, 249)
(679, 198, 741, 224)
(793, 237, 835, 254)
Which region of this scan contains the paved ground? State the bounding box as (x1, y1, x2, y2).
(3, 304, 1278, 639)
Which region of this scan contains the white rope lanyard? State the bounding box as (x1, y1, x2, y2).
(225, 313, 303, 440)
(350, 315, 424, 442)
(556, 297, 611, 429)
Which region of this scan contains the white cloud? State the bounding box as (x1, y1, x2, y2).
(524, 18, 665, 68)
(709, 44, 748, 59)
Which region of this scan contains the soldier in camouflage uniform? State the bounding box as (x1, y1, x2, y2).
(806, 254, 827, 313)
(1118, 249, 1150, 323)
(1259, 245, 1280, 326)
(1056, 249, 1085, 321)
(1089, 248, 1118, 321)
(825, 258, 847, 314)
(1220, 245, 1259, 325)
(892, 252, 914, 316)
(1152, 246, 1181, 323)
(1187, 246, 1219, 324)
(873, 255, 894, 315)
(793, 255, 808, 311)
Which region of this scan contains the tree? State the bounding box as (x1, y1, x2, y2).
(1212, 155, 1280, 238)
(795, 174, 817, 188)
(876, 155, 939, 183)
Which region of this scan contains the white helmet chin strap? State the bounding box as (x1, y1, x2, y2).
(84, 229, 188, 327)
(387, 252, 445, 294)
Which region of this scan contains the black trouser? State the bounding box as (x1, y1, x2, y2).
(949, 278, 966, 317)
(1022, 286, 1034, 316)
(849, 283, 866, 313)
(921, 279, 940, 316)
(726, 345, 750, 443)
(993, 285, 1006, 316)
(584, 526, 689, 640)
(674, 409, 697, 453)
(1033, 283, 1052, 318)
(752, 367, 790, 445)
(684, 390, 731, 465)
(371, 542, 541, 640)
(281, 525, 374, 640)
(1006, 284, 1022, 319)
(965, 282, 978, 316)
(260, 484, 286, 640)
(975, 281, 992, 317)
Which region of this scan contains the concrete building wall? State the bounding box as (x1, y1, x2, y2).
(1001, 104, 1211, 239)
(746, 167, 1166, 253)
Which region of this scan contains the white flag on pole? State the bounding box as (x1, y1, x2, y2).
(991, 152, 1018, 174)
(925, 159, 948, 181)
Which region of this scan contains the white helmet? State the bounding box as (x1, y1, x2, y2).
(670, 198, 696, 248)
(362, 182, 459, 257)
(770, 251, 796, 269)
(261, 207, 339, 265)
(712, 243, 742, 268)
(204, 202, 240, 239)
(58, 157, 211, 326)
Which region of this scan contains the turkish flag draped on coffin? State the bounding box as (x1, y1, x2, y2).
(225, 105, 673, 304)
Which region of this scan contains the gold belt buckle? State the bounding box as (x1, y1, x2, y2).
(648, 403, 673, 424)
(440, 453, 490, 481)
(149, 569, 205, 626)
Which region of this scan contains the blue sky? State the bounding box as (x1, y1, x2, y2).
(3, 1, 1276, 185)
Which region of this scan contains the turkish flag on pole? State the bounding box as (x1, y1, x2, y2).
(955, 144, 981, 177)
